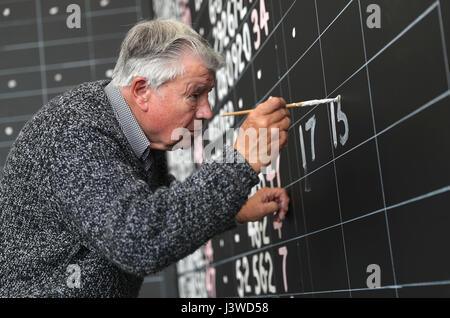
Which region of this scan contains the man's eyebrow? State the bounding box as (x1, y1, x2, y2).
(191, 84, 210, 93)
(186, 77, 215, 94)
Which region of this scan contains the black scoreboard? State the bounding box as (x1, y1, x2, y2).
(172, 0, 450, 298)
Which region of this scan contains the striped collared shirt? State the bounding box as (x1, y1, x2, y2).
(104, 81, 152, 171)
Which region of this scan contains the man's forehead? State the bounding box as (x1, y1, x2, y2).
(185, 70, 215, 89)
(182, 56, 215, 77)
(187, 67, 215, 80)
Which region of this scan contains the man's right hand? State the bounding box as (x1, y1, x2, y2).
(234, 97, 291, 174)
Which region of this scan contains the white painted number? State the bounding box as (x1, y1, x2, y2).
(330, 99, 349, 148)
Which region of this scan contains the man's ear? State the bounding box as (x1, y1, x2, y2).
(130, 77, 151, 112)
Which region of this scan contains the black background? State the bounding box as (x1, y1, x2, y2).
(175, 0, 450, 298)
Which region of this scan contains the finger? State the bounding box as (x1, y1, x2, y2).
(273, 204, 288, 223)
(261, 201, 280, 216)
(257, 97, 286, 115)
(278, 130, 289, 148)
(271, 116, 291, 131)
(274, 210, 287, 223)
(267, 130, 288, 150)
(266, 108, 289, 124)
(273, 210, 287, 223)
(280, 116, 292, 130)
(263, 188, 290, 212)
(279, 189, 290, 213)
(261, 187, 279, 201)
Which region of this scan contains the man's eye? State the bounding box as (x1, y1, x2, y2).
(189, 94, 199, 100)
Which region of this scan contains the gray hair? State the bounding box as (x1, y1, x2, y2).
(112, 19, 224, 88)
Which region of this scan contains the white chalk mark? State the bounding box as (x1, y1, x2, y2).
(305, 116, 317, 162)
(7, 79, 17, 89)
(4, 127, 13, 136)
(234, 234, 240, 243)
(330, 101, 338, 148)
(300, 96, 339, 107)
(49, 7, 59, 15)
(257, 69, 262, 80)
(238, 98, 243, 109)
(3, 8, 10, 17)
(292, 27, 296, 38)
(337, 98, 349, 146)
(100, 0, 110, 7)
(105, 69, 113, 78)
(219, 239, 224, 247)
(223, 275, 228, 284)
(54, 73, 62, 82)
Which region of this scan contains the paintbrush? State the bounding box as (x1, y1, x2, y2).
(220, 95, 341, 117)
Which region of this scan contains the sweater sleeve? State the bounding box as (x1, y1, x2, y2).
(49, 126, 259, 277)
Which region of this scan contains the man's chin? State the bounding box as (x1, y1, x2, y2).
(166, 136, 194, 151)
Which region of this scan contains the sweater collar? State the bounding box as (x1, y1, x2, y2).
(104, 81, 151, 159)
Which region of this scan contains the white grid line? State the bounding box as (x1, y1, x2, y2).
(314, 0, 352, 297)
(0, 115, 33, 124)
(0, 57, 117, 77)
(0, 141, 15, 148)
(0, 6, 139, 29)
(227, 0, 355, 135)
(255, 0, 354, 107)
(191, 0, 207, 28)
(177, 184, 450, 277)
(437, 1, 450, 90)
(0, 85, 82, 101)
(182, 87, 448, 279)
(287, 1, 440, 131)
(84, 0, 96, 81)
(278, 0, 314, 293)
(282, 89, 450, 191)
(178, 83, 450, 277)
(0, 0, 29, 5)
(197, 1, 448, 293)
(248, 279, 450, 298)
(1, 32, 126, 52)
(357, 0, 399, 298)
(269, 0, 308, 294)
(179, 0, 450, 281)
(203, 0, 260, 54)
(34, 0, 48, 105)
(211, 0, 338, 142)
(211, 0, 298, 115)
(136, 0, 142, 21)
(143, 276, 164, 284)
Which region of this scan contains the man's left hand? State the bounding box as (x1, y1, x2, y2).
(236, 187, 290, 224)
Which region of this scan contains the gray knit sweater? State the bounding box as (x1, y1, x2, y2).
(0, 80, 259, 298)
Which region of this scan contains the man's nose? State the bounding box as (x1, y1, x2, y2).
(196, 99, 213, 121)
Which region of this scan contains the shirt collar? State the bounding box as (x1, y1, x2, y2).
(104, 81, 151, 159)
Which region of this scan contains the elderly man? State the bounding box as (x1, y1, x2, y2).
(0, 19, 291, 297)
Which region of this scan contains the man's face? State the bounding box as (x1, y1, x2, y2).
(145, 55, 215, 151)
